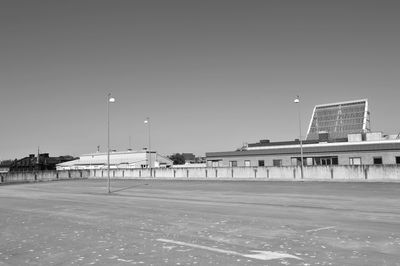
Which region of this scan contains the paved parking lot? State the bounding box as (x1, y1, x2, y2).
(0, 179, 399, 265)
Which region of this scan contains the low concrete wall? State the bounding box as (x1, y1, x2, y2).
(0, 170, 90, 184)
(87, 166, 400, 182)
(1, 166, 399, 184)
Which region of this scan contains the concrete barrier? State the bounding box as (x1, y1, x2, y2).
(1, 170, 89, 184)
(1, 166, 399, 185)
(85, 166, 400, 182)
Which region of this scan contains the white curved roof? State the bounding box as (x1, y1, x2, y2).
(57, 150, 172, 167)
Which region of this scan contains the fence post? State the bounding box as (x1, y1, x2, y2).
(215, 169, 218, 178)
(293, 168, 296, 179)
(330, 168, 334, 179)
(254, 168, 257, 178)
(267, 169, 269, 179)
(364, 166, 368, 180)
(231, 168, 234, 178)
(205, 169, 208, 178)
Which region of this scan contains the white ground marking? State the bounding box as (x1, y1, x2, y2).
(156, 239, 302, 261)
(306, 226, 336, 233)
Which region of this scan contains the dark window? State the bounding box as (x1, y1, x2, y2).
(258, 160, 265, 167)
(273, 159, 282, 167)
(373, 157, 383, 165)
(229, 161, 237, 167)
(396, 157, 400, 164)
(332, 157, 338, 165)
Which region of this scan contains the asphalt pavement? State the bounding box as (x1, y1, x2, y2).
(0, 179, 399, 265)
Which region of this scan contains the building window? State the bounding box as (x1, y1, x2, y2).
(349, 157, 362, 165)
(229, 161, 237, 167)
(273, 159, 282, 167)
(208, 160, 221, 167)
(258, 160, 265, 167)
(244, 160, 251, 167)
(396, 157, 400, 164)
(373, 157, 383, 165)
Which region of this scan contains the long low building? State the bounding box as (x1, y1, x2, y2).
(56, 150, 173, 170)
(206, 133, 400, 167)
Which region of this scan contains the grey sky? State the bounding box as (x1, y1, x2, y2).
(1, 0, 400, 159)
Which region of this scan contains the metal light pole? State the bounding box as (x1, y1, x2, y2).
(107, 93, 115, 193)
(144, 117, 151, 177)
(294, 96, 304, 179)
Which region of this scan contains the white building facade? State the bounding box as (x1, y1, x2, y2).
(56, 150, 173, 170)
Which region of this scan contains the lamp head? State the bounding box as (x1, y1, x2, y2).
(294, 96, 300, 103)
(109, 97, 115, 103)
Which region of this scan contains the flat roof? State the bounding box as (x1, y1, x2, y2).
(206, 139, 400, 158)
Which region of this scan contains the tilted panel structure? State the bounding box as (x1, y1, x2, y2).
(306, 99, 370, 140)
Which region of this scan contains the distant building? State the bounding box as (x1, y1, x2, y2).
(56, 150, 173, 170)
(7, 154, 75, 172)
(0, 160, 13, 173)
(206, 99, 400, 167)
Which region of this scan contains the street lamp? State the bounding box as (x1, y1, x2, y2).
(294, 95, 304, 179)
(107, 93, 116, 193)
(144, 117, 152, 177)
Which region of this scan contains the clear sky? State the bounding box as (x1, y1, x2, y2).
(1, 0, 400, 159)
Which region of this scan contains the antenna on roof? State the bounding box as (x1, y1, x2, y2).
(97, 145, 100, 152)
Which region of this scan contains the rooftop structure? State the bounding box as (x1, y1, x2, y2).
(306, 99, 370, 140)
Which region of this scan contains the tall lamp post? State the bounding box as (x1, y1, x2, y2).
(144, 117, 151, 177)
(294, 96, 304, 179)
(107, 93, 116, 193)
